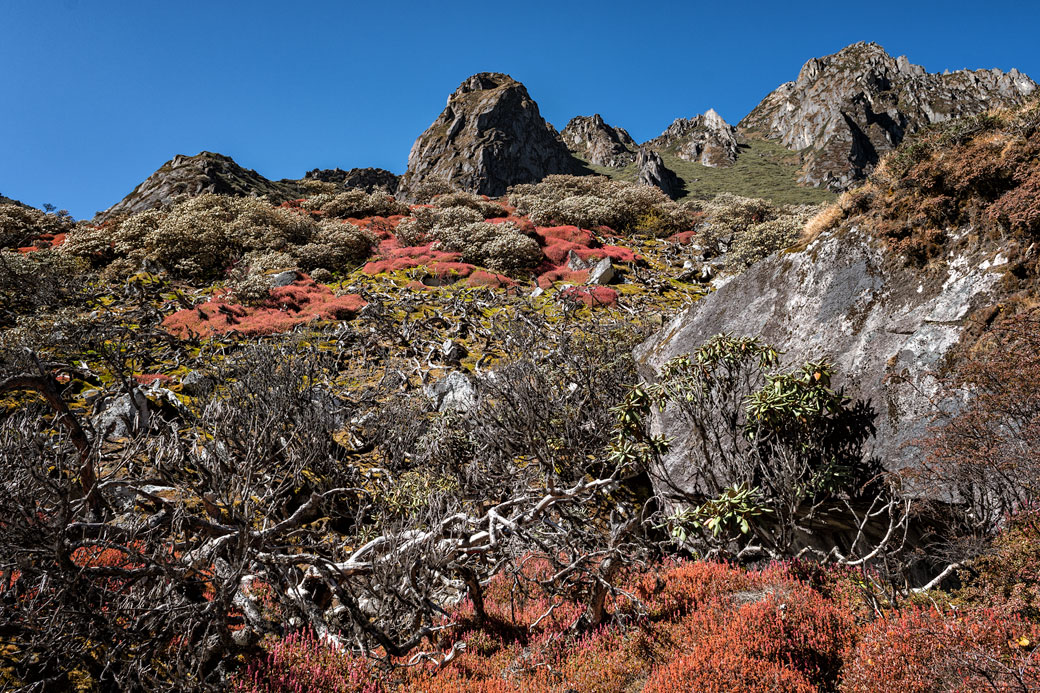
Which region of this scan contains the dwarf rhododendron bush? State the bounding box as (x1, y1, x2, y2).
(232, 559, 1040, 692)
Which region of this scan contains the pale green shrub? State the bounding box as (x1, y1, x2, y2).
(727, 216, 805, 270)
(696, 193, 823, 269)
(227, 272, 273, 306)
(407, 179, 458, 204)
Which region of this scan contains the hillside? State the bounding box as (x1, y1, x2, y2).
(582, 136, 836, 204)
(2, 46, 1039, 693)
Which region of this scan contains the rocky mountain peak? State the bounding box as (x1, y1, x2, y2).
(644, 109, 739, 167)
(636, 147, 682, 199)
(560, 114, 637, 168)
(97, 151, 306, 221)
(398, 73, 578, 199)
(740, 42, 1037, 190)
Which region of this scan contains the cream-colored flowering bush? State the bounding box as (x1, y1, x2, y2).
(432, 191, 507, 219)
(305, 189, 408, 219)
(62, 194, 378, 281)
(294, 220, 375, 272)
(433, 205, 483, 229)
(432, 221, 541, 273)
(508, 175, 695, 233)
(0, 204, 75, 248)
(395, 207, 436, 246)
(696, 193, 823, 269)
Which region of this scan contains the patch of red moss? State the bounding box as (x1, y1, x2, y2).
(466, 270, 516, 288)
(362, 241, 475, 282)
(537, 268, 590, 289)
(560, 285, 619, 307)
(163, 277, 365, 338)
(133, 374, 172, 386)
(668, 231, 697, 244)
(17, 232, 67, 253)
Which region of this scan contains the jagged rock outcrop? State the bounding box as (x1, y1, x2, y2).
(635, 224, 1008, 497)
(636, 148, 683, 199)
(397, 73, 579, 199)
(304, 167, 400, 194)
(644, 109, 740, 167)
(98, 152, 306, 221)
(560, 114, 638, 167)
(739, 42, 1037, 190)
(0, 194, 29, 208)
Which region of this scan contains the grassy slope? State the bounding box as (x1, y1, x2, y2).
(581, 138, 836, 206)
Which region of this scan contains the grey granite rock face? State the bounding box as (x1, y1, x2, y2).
(560, 114, 638, 168)
(634, 225, 1006, 498)
(739, 42, 1037, 190)
(644, 109, 739, 167)
(636, 148, 683, 200)
(397, 73, 580, 200)
(97, 152, 307, 221)
(304, 167, 400, 194)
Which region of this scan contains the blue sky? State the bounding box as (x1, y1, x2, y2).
(2, 0, 1038, 219)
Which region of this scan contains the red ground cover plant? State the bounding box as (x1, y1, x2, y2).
(841, 606, 1040, 692)
(356, 214, 640, 296)
(362, 239, 476, 278)
(163, 276, 365, 338)
(242, 559, 1030, 693)
(17, 231, 67, 253)
(560, 285, 619, 307)
(133, 373, 172, 385)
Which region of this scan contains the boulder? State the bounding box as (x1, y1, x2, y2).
(636, 148, 683, 200)
(180, 371, 215, 397)
(739, 42, 1037, 190)
(560, 114, 638, 168)
(397, 73, 579, 199)
(644, 109, 739, 167)
(425, 371, 477, 412)
(587, 257, 615, 285)
(93, 390, 150, 439)
(635, 225, 1007, 495)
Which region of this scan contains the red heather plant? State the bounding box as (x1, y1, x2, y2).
(229, 558, 1040, 693)
(163, 277, 365, 338)
(232, 631, 385, 693)
(560, 286, 619, 307)
(840, 607, 1040, 692)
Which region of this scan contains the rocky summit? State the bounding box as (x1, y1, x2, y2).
(304, 167, 400, 194)
(397, 72, 579, 199)
(97, 151, 307, 221)
(560, 114, 638, 167)
(644, 109, 739, 167)
(739, 41, 1037, 190)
